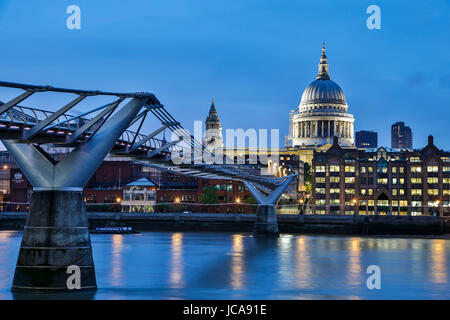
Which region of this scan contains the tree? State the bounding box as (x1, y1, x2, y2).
(304, 162, 312, 194)
(199, 186, 219, 204)
(199, 186, 219, 213)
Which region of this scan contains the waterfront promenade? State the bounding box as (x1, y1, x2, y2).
(0, 211, 447, 236)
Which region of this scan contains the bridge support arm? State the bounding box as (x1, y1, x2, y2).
(243, 175, 295, 237)
(4, 97, 149, 293)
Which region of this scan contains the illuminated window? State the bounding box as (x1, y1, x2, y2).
(427, 166, 438, 173)
(368, 189, 373, 195)
(399, 178, 405, 184)
(330, 177, 340, 183)
(329, 165, 340, 172)
(443, 190, 450, 196)
(330, 188, 340, 194)
(427, 177, 438, 184)
(392, 178, 397, 185)
(330, 199, 340, 205)
(345, 177, 355, 183)
(368, 200, 375, 206)
(410, 157, 420, 162)
(443, 178, 450, 184)
(368, 167, 373, 173)
(411, 201, 422, 207)
(360, 167, 366, 173)
(400, 200, 408, 207)
(441, 157, 450, 162)
(316, 188, 326, 194)
(411, 178, 422, 184)
(316, 177, 326, 183)
(443, 167, 450, 173)
(392, 189, 397, 196)
(399, 167, 405, 173)
(392, 200, 398, 207)
(316, 199, 326, 205)
(428, 201, 439, 207)
(316, 210, 326, 214)
(345, 189, 355, 194)
(411, 212, 422, 216)
(345, 166, 355, 173)
(392, 167, 397, 173)
(428, 189, 439, 196)
(411, 166, 422, 173)
(399, 189, 405, 195)
(377, 178, 387, 184)
(315, 166, 326, 172)
(360, 189, 366, 195)
(411, 189, 422, 195)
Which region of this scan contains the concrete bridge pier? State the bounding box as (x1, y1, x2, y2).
(3, 97, 149, 292)
(243, 175, 295, 237)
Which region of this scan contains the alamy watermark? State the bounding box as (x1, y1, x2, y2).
(366, 265, 381, 289)
(66, 5, 81, 30)
(366, 5, 381, 30)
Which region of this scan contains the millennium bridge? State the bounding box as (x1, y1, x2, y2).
(0, 81, 294, 292)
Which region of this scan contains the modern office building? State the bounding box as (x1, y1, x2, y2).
(356, 130, 378, 149)
(392, 122, 413, 149)
(311, 135, 450, 216)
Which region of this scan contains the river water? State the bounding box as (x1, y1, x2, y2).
(0, 231, 449, 299)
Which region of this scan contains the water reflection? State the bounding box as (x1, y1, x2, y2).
(169, 233, 184, 288)
(110, 234, 124, 286)
(295, 236, 311, 289)
(430, 240, 447, 284)
(230, 234, 244, 289)
(347, 238, 362, 287)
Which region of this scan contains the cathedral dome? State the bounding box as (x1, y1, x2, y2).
(298, 43, 348, 113)
(300, 79, 346, 107)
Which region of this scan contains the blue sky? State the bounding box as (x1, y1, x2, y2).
(0, 0, 449, 149)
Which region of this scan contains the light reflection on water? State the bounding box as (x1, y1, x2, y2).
(0, 231, 449, 300)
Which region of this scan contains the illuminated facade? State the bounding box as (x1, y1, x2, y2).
(286, 43, 355, 148)
(312, 136, 450, 216)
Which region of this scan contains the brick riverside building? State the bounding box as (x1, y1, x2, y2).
(311, 136, 450, 216)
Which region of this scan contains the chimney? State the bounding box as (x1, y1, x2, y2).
(428, 135, 434, 146)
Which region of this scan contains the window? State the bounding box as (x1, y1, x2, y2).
(368, 189, 373, 195)
(427, 177, 438, 184)
(411, 189, 422, 195)
(360, 189, 366, 195)
(368, 167, 373, 173)
(400, 200, 408, 207)
(315, 166, 326, 172)
(345, 166, 355, 173)
(443, 190, 450, 196)
(428, 189, 439, 196)
(316, 188, 326, 194)
(399, 178, 405, 185)
(345, 177, 355, 183)
(377, 178, 387, 184)
(399, 167, 405, 173)
(392, 167, 397, 174)
(392, 178, 397, 185)
(345, 189, 355, 194)
(443, 178, 450, 184)
(330, 188, 340, 194)
(427, 166, 438, 173)
(330, 199, 340, 205)
(330, 177, 340, 183)
(316, 177, 326, 183)
(411, 201, 422, 207)
(316, 199, 326, 205)
(329, 165, 340, 172)
(399, 189, 405, 195)
(410, 157, 420, 162)
(360, 167, 366, 173)
(443, 167, 450, 173)
(411, 166, 422, 173)
(392, 189, 397, 196)
(411, 178, 422, 184)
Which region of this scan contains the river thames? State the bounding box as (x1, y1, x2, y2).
(0, 231, 448, 300)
